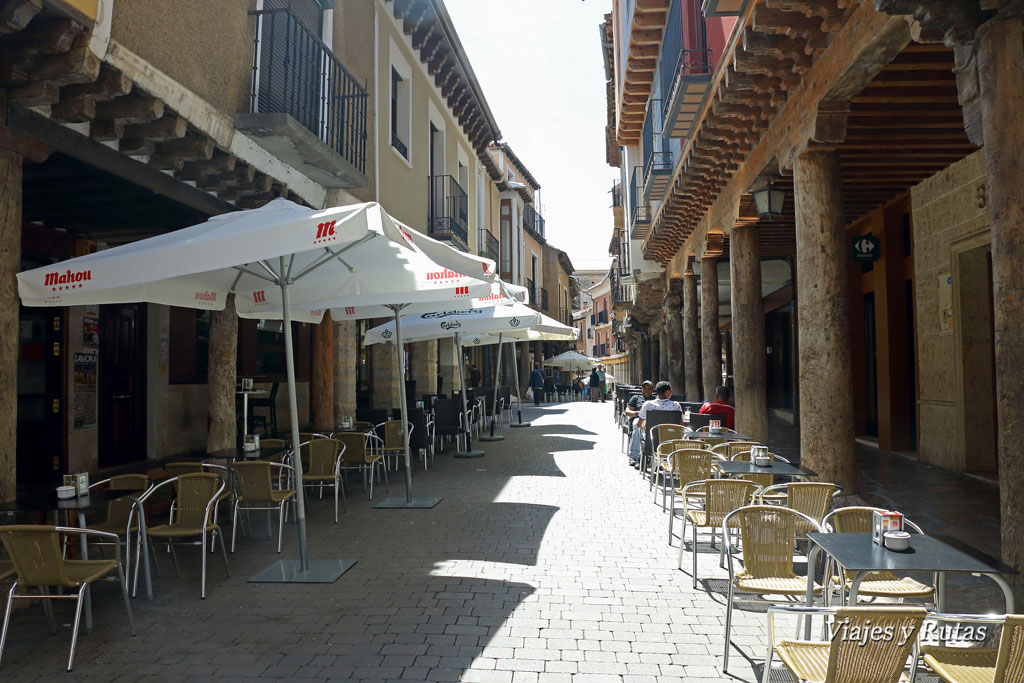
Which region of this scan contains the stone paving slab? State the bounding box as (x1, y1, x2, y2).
(0, 401, 980, 681)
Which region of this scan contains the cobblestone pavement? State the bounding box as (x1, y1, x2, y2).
(0, 401, 999, 681)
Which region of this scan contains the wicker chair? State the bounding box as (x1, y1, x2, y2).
(652, 439, 709, 506)
(721, 505, 825, 671)
(921, 613, 1024, 683)
(822, 506, 934, 606)
(710, 441, 761, 459)
(761, 605, 926, 683)
(145, 473, 229, 599)
(375, 421, 413, 473)
(0, 525, 134, 671)
(666, 449, 717, 544)
(676, 479, 759, 588)
(86, 474, 151, 587)
(300, 438, 346, 522)
(756, 482, 841, 536)
(336, 432, 388, 500)
(230, 461, 295, 552)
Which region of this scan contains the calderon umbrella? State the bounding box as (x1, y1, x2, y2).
(17, 199, 498, 581)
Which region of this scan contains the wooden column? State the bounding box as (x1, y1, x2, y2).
(437, 334, 458, 397)
(518, 341, 530, 396)
(701, 256, 722, 400)
(683, 271, 700, 400)
(650, 333, 660, 382)
(665, 287, 685, 394)
(0, 150, 20, 498)
(793, 148, 856, 492)
(978, 15, 1024, 598)
(659, 316, 671, 386)
(206, 293, 237, 452)
(333, 319, 357, 422)
(730, 224, 769, 443)
(310, 311, 333, 432)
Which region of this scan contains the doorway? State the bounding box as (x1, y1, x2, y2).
(98, 304, 146, 468)
(17, 308, 67, 486)
(957, 245, 997, 473)
(863, 293, 879, 437)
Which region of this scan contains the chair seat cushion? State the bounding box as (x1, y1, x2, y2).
(921, 645, 997, 683)
(147, 522, 218, 538)
(736, 572, 821, 595)
(63, 559, 118, 586)
(845, 575, 933, 598)
(776, 640, 910, 683)
(685, 510, 739, 528)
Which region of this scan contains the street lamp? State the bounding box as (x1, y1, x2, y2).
(752, 181, 786, 219)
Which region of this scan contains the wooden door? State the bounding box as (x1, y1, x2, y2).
(99, 304, 146, 468)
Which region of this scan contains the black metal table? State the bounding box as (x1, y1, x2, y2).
(713, 460, 817, 480)
(683, 430, 756, 442)
(804, 532, 1016, 636)
(204, 446, 288, 464)
(0, 488, 154, 631)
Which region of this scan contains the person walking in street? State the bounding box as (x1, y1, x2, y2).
(529, 363, 545, 406)
(596, 364, 607, 403)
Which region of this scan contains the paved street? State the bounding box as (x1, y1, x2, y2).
(1, 400, 1000, 681)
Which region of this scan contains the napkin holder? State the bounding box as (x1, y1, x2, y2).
(243, 433, 259, 452)
(872, 510, 903, 545)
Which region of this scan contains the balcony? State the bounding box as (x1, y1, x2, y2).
(540, 288, 549, 312)
(642, 99, 673, 201)
(630, 168, 651, 239)
(526, 278, 537, 309)
(477, 229, 499, 263)
(611, 182, 623, 207)
(523, 203, 546, 242)
(428, 175, 469, 251)
(660, 0, 713, 139)
(239, 8, 368, 188)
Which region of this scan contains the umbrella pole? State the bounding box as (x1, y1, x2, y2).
(479, 333, 504, 442)
(248, 272, 357, 583)
(509, 340, 530, 428)
(373, 307, 443, 508)
(454, 333, 484, 457)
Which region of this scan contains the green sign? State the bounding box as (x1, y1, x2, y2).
(851, 234, 881, 263)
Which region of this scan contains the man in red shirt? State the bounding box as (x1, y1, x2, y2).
(699, 385, 735, 430)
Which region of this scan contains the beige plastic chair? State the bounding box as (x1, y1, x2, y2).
(761, 605, 926, 683)
(666, 449, 718, 544)
(922, 613, 1024, 683)
(721, 505, 824, 671)
(676, 478, 759, 588)
(0, 525, 134, 671)
(336, 432, 388, 500)
(822, 506, 933, 605)
(145, 473, 229, 599)
(301, 438, 346, 522)
(231, 461, 296, 552)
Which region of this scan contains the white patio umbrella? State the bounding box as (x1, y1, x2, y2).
(544, 350, 598, 372)
(17, 199, 498, 581)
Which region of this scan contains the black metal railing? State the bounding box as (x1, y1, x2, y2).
(477, 229, 499, 263)
(611, 182, 623, 207)
(250, 8, 367, 174)
(523, 203, 545, 241)
(428, 175, 468, 251)
(391, 132, 407, 160)
(630, 168, 651, 227)
(616, 230, 631, 276)
(540, 288, 549, 312)
(660, 0, 712, 125)
(526, 278, 537, 308)
(642, 99, 672, 192)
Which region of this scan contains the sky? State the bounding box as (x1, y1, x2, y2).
(443, 0, 618, 273)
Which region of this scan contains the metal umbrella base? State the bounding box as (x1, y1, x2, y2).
(478, 435, 505, 441)
(510, 422, 531, 428)
(374, 496, 443, 509)
(249, 558, 356, 584)
(455, 449, 485, 458)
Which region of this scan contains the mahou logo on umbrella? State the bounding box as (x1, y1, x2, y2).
(314, 220, 337, 245)
(44, 268, 91, 291)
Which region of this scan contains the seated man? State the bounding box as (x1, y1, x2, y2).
(699, 385, 736, 430)
(638, 381, 683, 468)
(624, 380, 654, 468)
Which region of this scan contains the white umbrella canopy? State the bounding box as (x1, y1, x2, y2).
(317, 281, 527, 321)
(544, 350, 598, 371)
(362, 301, 543, 346)
(17, 199, 499, 577)
(457, 312, 578, 346)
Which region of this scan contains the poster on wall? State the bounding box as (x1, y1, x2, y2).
(83, 316, 99, 348)
(73, 350, 97, 429)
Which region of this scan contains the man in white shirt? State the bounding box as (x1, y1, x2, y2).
(637, 381, 682, 470)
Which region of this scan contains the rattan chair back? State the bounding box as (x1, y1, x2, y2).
(670, 449, 714, 487)
(336, 432, 368, 464)
(994, 615, 1024, 683)
(232, 461, 275, 502)
(165, 461, 203, 478)
(734, 505, 804, 580)
(730, 450, 784, 487)
(260, 438, 287, 450)
(703, 479, 759, 529)
(786, 483, 838, 529)
(173, 473, 222, 529)
(651, 423, 684, 445)
(825, 606, 926, 683)
(108, 474, 149, 490)
(0, 525, 76, 588)
(307, 438, 341, 476)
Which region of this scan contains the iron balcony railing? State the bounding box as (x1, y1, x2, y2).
(630, 167, 651, 227)
(526, 278, 537, 308)
(428, 174, 469, 251)
(540, 288, 549, 312)
(611, 182, 623, 207)
(642, 99, 672, 191)
(523, 203, 546, 241)
(249, 7, 367, 174)
(616, 230, 631, 276)
(477, 229, 499, 263)
(660, 0, 712, 125)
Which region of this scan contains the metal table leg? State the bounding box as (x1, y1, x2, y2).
(77, 510, 92, 634)
(803, 544, 821, 639)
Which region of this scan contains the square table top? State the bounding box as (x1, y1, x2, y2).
(683, 431, 755, 441)
(807, 532, 1017, 575)
(713, 460, 817, 478)
(0, 487, 138, 512)
(204, 446, 288, 463)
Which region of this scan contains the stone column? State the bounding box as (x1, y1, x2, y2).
(793, 149, 856, 492)
(0, 150, 20, 498)
(701, 256, 722, 400)
(437, 335, 458, 396)
(310, 311, 333, 432)
(372, 322, 400, 409)
(664, 287, 685, 395)
(978, 16, 1024, 599)
(730, 224, 769, 443)
(683, 272, 700, 400)
(333, 319, 357, 421)
(206, 294, 237, 451)
(518, 341, 531, 395)
(410, 340, 437, 397)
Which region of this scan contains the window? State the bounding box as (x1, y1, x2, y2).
(389, 40, 412, 161)
(169, 308, 211, 384)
